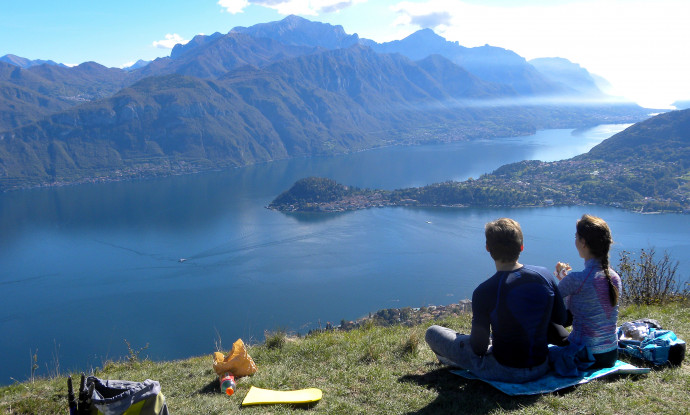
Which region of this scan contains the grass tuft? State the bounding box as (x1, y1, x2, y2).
(361, 343, 382, 364)
(400, 331, 421, 357)
(264, 330, 287, 350)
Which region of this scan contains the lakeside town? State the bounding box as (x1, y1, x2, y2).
(269, 157, 690, 214)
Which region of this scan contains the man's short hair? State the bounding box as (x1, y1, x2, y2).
(485, 218, 523, 263)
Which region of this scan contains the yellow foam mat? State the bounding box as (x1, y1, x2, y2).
(241, 386, 323, 406)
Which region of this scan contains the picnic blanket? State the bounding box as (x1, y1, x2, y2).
(451, 360, 649, 396)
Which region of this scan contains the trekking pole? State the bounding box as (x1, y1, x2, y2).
(67, 376, 77, 415)
(77, 373, 91, 415)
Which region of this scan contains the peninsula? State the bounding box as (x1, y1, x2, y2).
(269, 110, 690, 213)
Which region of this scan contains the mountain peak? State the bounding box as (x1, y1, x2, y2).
(171, 32, 224, 59)
(281, 14, 311, 26)
(123, 59, 151, 71)
(231, 15, 359, 49)
(407, 28, 446, 42)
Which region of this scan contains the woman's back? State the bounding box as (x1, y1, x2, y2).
(559, 259, 622, 353)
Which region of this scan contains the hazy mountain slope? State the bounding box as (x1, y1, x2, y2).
(370, 29, 565, 96)
(0, 74, 282, 185)
(132, 32, 319, 80)
(0, 46, 527, 189)
(673, 100, 690, 110)
(219, 65, 383, 154)
(0, 61, 129, 131)
(169, 32, 226, 59)
(366, 29, 461, 61)
(20, 61, 129, 98)
(579, 108, 690, 163)
(415, 54, 515, 99)
(0, 66, 384, 187)
(0, 54, 65, 68)
(0, 19, 326, 129)
(267, 46, 513, 110)
(0, 30, 318, 131)
(266, 46, 443, 114)
(225, 17, 575, 97)
(529, 57, 604, 96)
(0, 61, 128, 100)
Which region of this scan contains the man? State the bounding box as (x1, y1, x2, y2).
(425, 218, 566, 382)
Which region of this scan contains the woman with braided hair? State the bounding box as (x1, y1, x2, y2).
(550, 214, 622, 369)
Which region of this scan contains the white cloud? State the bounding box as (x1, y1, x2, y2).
(218, 0, 250, 14)
(152, 34, 189, 49)
(390, 0, 690, 108)
(391, 0, 457, 29)
(219, 0, 366, 16)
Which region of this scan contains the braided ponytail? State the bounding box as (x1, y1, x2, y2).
(600, 253, 618, 306)
(577, 214, 619, 306)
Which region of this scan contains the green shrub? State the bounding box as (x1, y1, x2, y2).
(618, 247, 689, 305)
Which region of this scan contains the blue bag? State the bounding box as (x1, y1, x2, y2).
(618, 320, 686, 366)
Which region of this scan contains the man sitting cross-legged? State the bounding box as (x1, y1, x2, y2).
(425, 217, 567, 383)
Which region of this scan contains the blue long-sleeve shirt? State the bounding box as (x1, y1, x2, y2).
(470, 265, 567, 368)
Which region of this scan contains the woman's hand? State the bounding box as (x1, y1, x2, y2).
(555, 262, 571, 280)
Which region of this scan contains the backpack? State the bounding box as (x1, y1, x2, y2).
(617, 319, 686, 366)
(68, 374, 169, 415)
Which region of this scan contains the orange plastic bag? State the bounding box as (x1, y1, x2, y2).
(213, 339, 257, 377)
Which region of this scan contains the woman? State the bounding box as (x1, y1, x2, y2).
(551, 214, 622, 369)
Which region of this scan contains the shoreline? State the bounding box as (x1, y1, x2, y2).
(308, 300, 473, 335)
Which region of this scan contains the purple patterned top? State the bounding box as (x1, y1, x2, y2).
(558, 258, 622, 354)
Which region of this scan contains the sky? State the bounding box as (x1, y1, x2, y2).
(1, 0, 689, 109)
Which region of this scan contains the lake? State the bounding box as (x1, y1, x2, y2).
(1, 124, 688, 385)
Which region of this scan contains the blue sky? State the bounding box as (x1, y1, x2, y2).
(1, 0, 688, 108)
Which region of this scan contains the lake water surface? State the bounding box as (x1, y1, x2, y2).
(1, 124, 689, 384)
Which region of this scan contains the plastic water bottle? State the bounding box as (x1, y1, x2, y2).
(219, 372, 236, 396)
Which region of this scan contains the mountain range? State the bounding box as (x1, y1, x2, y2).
(0, 54, 66, 69)
(367, 29, 564, 96)
(0, 15, 651, 191)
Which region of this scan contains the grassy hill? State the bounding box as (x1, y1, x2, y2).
(2, 302, 688, 414)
